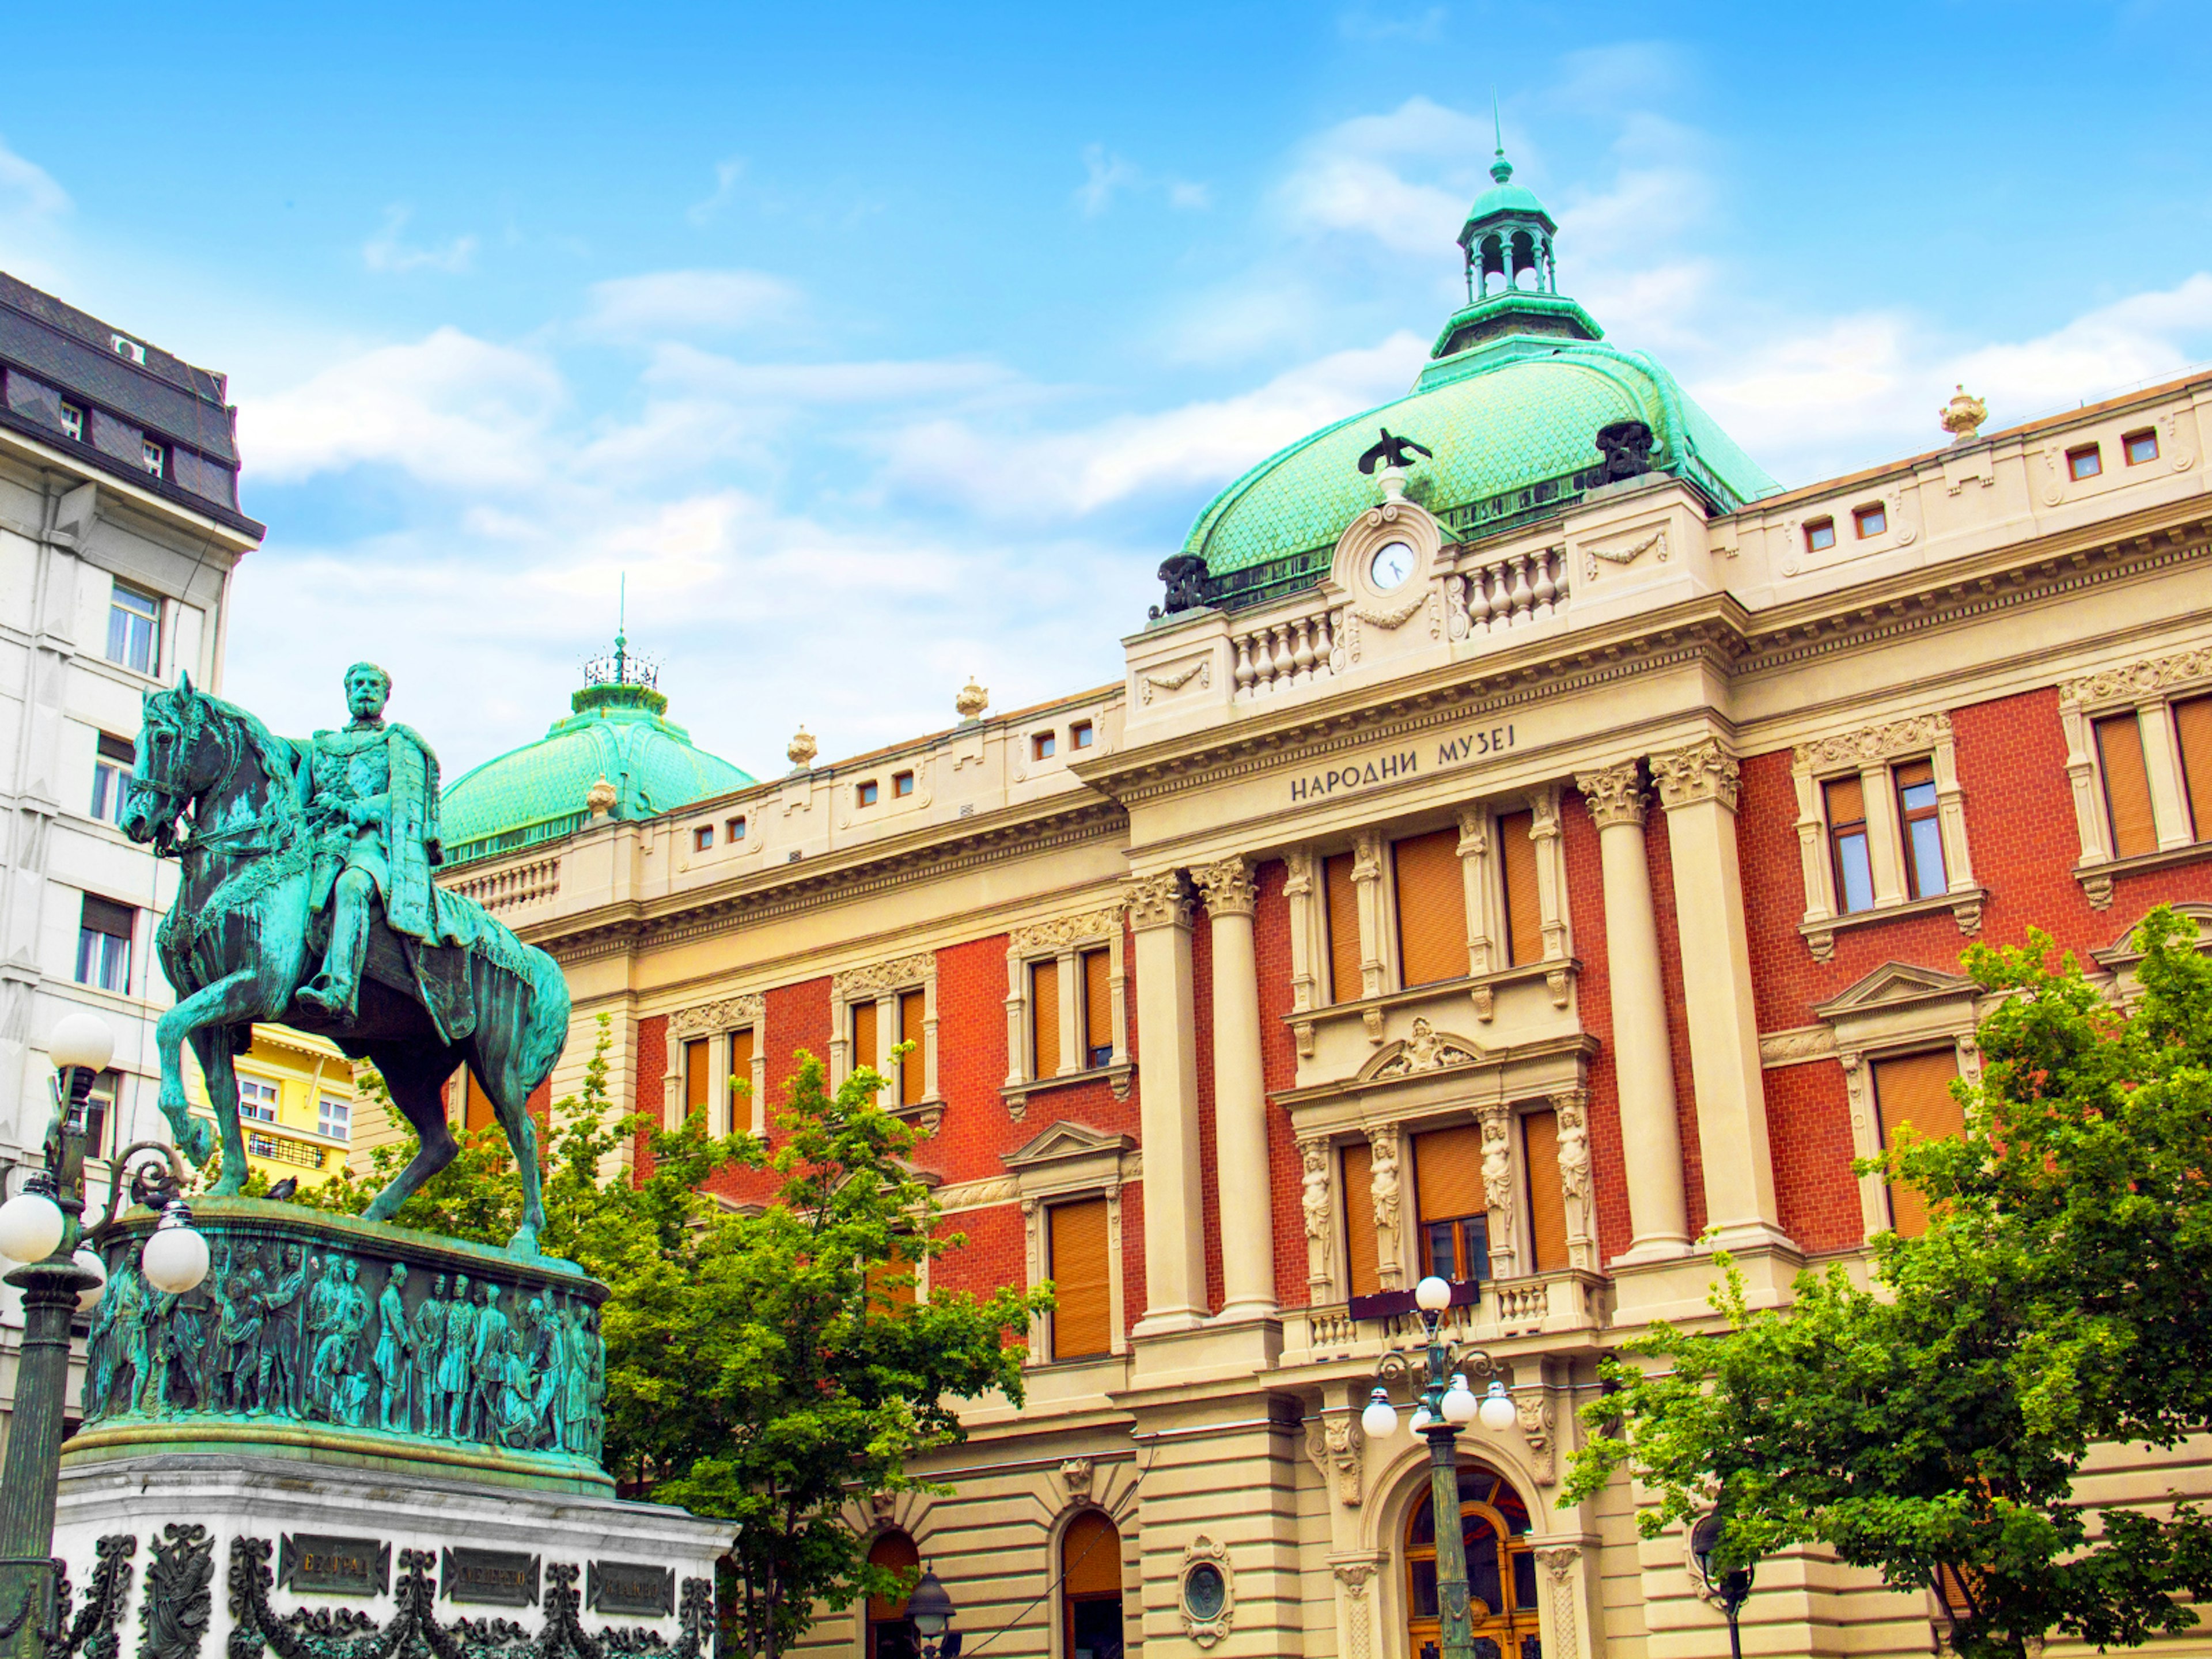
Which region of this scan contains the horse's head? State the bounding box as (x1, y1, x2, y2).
(121, 675, 227, 851)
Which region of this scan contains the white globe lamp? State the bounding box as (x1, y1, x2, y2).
(1478, 1378, 1518, 1431)
(1441, 1372, 1479, 1425)
(50, 1012, 115, 1076)
(1414, 1274, 1452, 1313)
(141, 1209, 210, 1294)
(1361, 1387, 1399, 1438)
(1410, 1403, 1433, 1433)
(0, 1179, 65, 1263)
(72, 1245, 108, 1311)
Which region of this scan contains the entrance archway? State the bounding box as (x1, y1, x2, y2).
(1060, 1510, 1124, 1659)
(866, 1531, 919, 1659)
(1403, 1463, 1541, 1659)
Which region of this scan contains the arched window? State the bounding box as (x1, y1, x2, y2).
(866, 1531, 919, 1659)
(1060, 1510, 1124, 1659)
(1404, 1464, 1540, 1659)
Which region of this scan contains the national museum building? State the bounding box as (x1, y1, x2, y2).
(438, 149, 2212, 1659)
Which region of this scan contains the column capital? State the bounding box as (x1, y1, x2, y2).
(1190, 855, 1257, 917)
(1650, 737, 1741, 812)
(1573, 760, 1647, 828)
(1124, 870, 1193, 933)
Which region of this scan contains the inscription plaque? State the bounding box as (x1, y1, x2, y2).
(588, 1560, 676, 1619)
(440, 1548, 541, 1607)
(280, 1533, 392, 1597)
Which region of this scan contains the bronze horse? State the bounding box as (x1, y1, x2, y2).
(120, 678, 570, 1256)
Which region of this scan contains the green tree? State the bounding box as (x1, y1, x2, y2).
(1564, 907, 2212, 1659)
(310, 1025, 1043, 1659)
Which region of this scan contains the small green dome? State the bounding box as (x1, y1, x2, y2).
(442, 676, 753, 866)
(1461, 154, 1555, 235)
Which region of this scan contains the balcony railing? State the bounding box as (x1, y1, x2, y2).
(1285, 1268, 1610, 1365)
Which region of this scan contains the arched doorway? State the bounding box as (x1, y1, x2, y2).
(866, 1531, 919, 1659)
(1060, 1510, 1124, 1659)
(1404, 1463, 1541, 1659)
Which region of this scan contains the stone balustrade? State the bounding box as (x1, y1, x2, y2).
(1231, 603, 1338, 702)
(448, 855, 561, 914)
(1459, 543, 1569, 635)
(1281, 1268, 1610, 1369)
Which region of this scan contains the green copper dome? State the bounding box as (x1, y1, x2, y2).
(442, 661, 753, 866)
(1173, 135, 1781, 612)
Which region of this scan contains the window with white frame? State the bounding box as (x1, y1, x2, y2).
(238, 1075, 280, 1123)
(2058, 652, 2212, 909)
(830, 955, 939, 1122)
(1005, 1121, 1134, 1363)
(106, 582, 161, 676)
(74, 895, 133, 993)
(666, 994, 767, 1138)
(319, 1096, 351, 1141)
(89, 732, 134, 823)
(1791, 713, 1982, 960)
(1002, 906, 1128, 1117)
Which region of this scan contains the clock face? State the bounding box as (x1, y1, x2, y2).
(1369, 541, 1416, 591)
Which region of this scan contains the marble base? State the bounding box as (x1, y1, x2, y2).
(48, 1453, 729, 1659)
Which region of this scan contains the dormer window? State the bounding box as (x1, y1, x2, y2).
(2125, 428, 2160, 465)
(1853, 502, 1887, 539)
(2068, 444, 2103, 480)
(141, 440, 165, 479)
(1805, 517, 1836, 552)
(110, 334, 146, 365)
(59, 402, 84, 442)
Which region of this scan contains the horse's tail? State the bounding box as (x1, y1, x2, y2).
(514, 942, 574, 1098)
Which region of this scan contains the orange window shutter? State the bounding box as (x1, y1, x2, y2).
(868, 1245, 916, 1312)
(1048, 1197, 1111, 1358)
(1824, 772, 1865, 826)
(1873, 1050, 1964, 1238)
(851, 1000, 878, 1077)
(2096, 713, 2158, 858)
(1324, 852, 1362, 1003)
(1341, 1141, 1380, 1298)
(1061, 1510, 1122, 1596)
(866, 1531, 919, 1621)
(899, 990, 926, 1105)
(2173, 694, 2212, 840)
(1032, 959, 1061, 1077)
(728, 1027, 755, 1128)
(683, 1038, 710, 1118)
(1522, 1109, 1569, 1272)
(1499, 810, 1543, 967)
(1394, 827, 1465, 987)
(1082, 948, 1112, 1060)
(1413, 1124, 1486, 1224)
(466, 1070, 497, 1132)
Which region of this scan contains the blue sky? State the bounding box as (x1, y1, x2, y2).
(3, 2, 2208, 781)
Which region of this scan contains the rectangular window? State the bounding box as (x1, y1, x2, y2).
(1047, 1196, 1111, 1359)
(729, 1026, 755, 1132)
(141, 440, 165, 479)
(1080, 946, 1111, 1068)
(868, 1245, 917, 1313)
(59, 401, 84, 441)
(1824, 774, 1875, 913)
(897, 991, 925, 1107)
(684, 1036, 711, 1123)
(74, 894, 132, 993)
(1804, 516, 1836, 552)
(1414, 1124, 1488, 1285)
(1393, 827, 1464, 987)
(693, 825, 713, 851)
(726, 816, 746, 842)
(892, 770, 915, 797)
(1853, 502, 1887, 539)
(106, 583, 160, 676)
(1894, 759, 1947, 899)
(67, 1070, 118, 1159)
(319, 1096, 351, 1141)
(90, 732, 134, 823)
(1872, 1050, 1964, 1238)
(2125, 427, 2160, 466)
(1071, 720, 1095, 749)
(1323, 851, 1361, 1003)
(1498, 810, 1543, 967)
(2068, 444, 2103, 480)
(1522, 1109, 1569, 1273)
(1032, 731, 1056, 761)
(1030, 959, 1060, 1077)
(238, 1075, 280, 1124)
(2094, 711, 2158, 858)
(1341, 1141, 1380, 1299)
(856, 780, 879, 808)
(851, 999, 878, 1079)
(2173, 694, 2212, 841)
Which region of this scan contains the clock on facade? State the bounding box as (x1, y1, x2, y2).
(1368, 541, 1416, 590)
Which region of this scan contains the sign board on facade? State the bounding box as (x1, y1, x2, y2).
(441, 1548, 541, 1607)
(279, 1534, 391, 1597)
(588, 1560, 676, 1618)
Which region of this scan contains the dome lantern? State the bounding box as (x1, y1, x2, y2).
(1457, 107, 1558, 306)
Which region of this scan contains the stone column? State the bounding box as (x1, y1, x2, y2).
(1650, 739, 1791, 1249)
(1128, 870, 1208, 1334)
(1191, 857, 1277, 1321)
(1572, 762, 1690, 1260)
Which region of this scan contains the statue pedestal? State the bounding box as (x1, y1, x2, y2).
(44, 1202, 726, 1659)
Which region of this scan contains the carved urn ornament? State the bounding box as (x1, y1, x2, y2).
(787, 725, 819, 771)
(585, 776, 618, 819)
(1941, 384, 1987, 444)
(956, 676, 989, 723)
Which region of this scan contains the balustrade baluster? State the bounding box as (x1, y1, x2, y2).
(1233, 633, 1256, 698)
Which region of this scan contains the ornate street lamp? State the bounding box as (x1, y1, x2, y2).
(905, 1565, 959, 1659)
(1690, 1486, 1757, 1659)
(1360, 1275, 1517, 1659)
(0, 1012, 206, 1655)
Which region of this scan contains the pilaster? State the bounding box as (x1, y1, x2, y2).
(1191, 856, 1276, 1323)
(1128, 871, 1208, 1335)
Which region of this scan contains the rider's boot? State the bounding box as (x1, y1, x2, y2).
(299, 877, 369, 1021)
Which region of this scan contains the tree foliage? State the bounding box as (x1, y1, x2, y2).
(308, 1024, 1044, 1658)
(1563, 907, 2212, 1658)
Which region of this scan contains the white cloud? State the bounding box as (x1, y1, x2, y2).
(687, 156, 747, 226)
(362, 206, 478, 275)
(642, 343, 1017, 406)
(579, 269, 800, 339)
(1277, 97, 1486, 253)
(0, 137, 69, 220)
(1074, 145, 1209, 218)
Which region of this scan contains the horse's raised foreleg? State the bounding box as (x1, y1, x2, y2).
(359, 1043, 461, 1224)
(187, 1027, 249, 1196)
(155, 967, 271, 1176)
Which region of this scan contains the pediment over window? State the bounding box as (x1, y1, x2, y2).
(2092, 902, 2212, 972)
(1003, 1120, 1136, 1172)
(1810, 961, 1980, 1021)
(1356, 1017, 1484, 1082)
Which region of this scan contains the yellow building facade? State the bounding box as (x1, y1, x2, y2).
(181, 1023, 359, 1189)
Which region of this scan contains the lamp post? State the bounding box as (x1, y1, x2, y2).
(0, 1012, 207, 1657)
(1689, 1487, 1756, 1659)
(904, 1565, 958, 1659)
(1360, 1275, 1518, 1659)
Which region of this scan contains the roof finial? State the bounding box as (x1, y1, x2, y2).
(1490, 92, 1513, 184)
(614, 572, 627, 683)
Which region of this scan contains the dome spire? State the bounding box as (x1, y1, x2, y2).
(1491, 89, 1510, 183)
